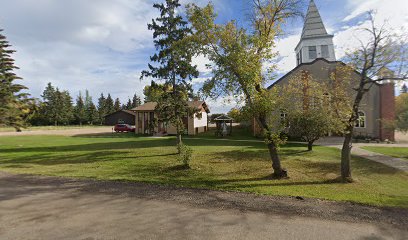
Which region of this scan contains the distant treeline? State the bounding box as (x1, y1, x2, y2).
(29, 82, 142, 126)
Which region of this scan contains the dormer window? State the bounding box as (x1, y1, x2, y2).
(308, 46, 317, 60)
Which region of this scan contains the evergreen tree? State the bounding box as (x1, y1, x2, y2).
(87, 102, 99, 125)
(0, 29, 30, 131)
(126, 99, 133, 110)
(105, 94, 114, 114)
(401, 84, 408, 94)
(74, 92, 86, 126)
(141, 0, 199, 151)
(97, 93, 107, 125)
(132, 94, 142, 108)
(61, 90, 74, 125)
(114, 98, 121, 111)
(42, 83, 59, 125)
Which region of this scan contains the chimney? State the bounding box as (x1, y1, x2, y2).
(379, 69, 396, 141)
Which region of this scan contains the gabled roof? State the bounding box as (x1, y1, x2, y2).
(132, 102, 157, 112)
(301, 0, 332, 39)
(104, 109, 137, 118)
(267, 58, 379, 90)
(132, 101, 210, 113)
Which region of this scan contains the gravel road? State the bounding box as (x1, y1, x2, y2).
(0, 127, 113, 137)
(0, 172, 406, 240)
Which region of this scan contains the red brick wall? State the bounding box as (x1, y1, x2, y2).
(379, 83, 396, 141)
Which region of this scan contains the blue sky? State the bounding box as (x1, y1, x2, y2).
(0, 0, 407, 113)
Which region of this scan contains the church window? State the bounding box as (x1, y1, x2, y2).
(321, 45, 329, 58)
(355, 111, 366, 128)
(308, 46, 317, 60)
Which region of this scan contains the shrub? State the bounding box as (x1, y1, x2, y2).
(177, 143, 193, 167)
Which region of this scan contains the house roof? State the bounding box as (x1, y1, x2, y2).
(132, 102, 157, 112)
(104, 109, 137, 118)
(132, 101, 210, 113)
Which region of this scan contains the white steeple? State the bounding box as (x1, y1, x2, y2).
(295, 0, 336, 65)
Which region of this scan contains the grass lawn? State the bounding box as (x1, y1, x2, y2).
(0, 125, 107, 132)
(362, 146, 408, 161)
(0, 128, 407, 208)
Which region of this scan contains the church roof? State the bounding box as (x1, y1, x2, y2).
(301, 0, 332, 39)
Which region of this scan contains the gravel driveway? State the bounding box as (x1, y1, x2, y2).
(0, 172, 406, 240)
(0, 127, 113, 137)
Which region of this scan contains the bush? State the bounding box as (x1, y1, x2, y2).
(177, 143, 193, 167)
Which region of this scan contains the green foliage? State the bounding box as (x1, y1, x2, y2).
(143, 81, 171, 103)
(74, 93, 86, 125)
(142, 0, 199, 141)
(177, 143, 193, 167)
(114, 98, 121, 112)
(396, 93, 408, 132)
(97, 93, 107, 124)
(40, 83, 74, 126)
(105, 94, 114, 115)
(0, 29, 30, 131)
(132, 94, 142, 108)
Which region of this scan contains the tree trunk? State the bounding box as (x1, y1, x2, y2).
(307, 141, 313, 151)
(341, 125, 354, 182)
(257, 115, 287, 178)
(267, 141, 287, 178)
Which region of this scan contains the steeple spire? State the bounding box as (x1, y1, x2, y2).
(301, 0, 330, 39)
(295, 0, 336, 66)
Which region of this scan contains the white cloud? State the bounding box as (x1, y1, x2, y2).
(274, 34, 301, 73)
(334, 0, 408, 60)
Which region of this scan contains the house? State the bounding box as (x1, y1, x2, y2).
(254, 0, 395, 141)
(104, 110, 136, 126)
(132, 101, 210, 136)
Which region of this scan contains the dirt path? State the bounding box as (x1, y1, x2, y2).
(0, 127, 113, 137)
(0, 172, 406, 240)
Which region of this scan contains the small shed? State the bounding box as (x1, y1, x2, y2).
(104, 110, 136, 126)
(214, 115, 233, 137)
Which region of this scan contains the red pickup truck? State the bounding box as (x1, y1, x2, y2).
(114, 124, 135, 133)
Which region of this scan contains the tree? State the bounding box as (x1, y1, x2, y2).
(132, 94, 142, 108)
(0, 29, 30, 131)
(340, 12, 408, 182)
(279, 71, 349, 151)
(187, 1, 302, 178)
(105, 94, 114, 115)
(401, 84, 408, 94)
(141, 0, 199, 153)
(97, 93, 107, 125)
(41, 83, 60, 126)
(143, 80, 170, 103)
(396, 93, 408, 132)
(126, 99, 133, 110)
(87, 102, 99, 125)
(114, 98, 121, 112)
(74, 92, 86, 126)
(60, 90, 74, 125)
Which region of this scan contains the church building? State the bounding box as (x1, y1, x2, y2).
(255, 0, 395, 141)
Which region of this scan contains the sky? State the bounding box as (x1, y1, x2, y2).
(1, 0, 407, 113)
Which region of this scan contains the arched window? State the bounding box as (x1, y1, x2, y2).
(355, 111, 366, 128)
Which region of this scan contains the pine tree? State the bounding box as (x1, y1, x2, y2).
(141, 0, 199, 150)
(74, 92, 86, 126)
(132, 94, 142, 108)
(97, 93, 107, 125)
(114, 98, 121, 111)
(0, 29, 30, 131)
(61, 90, 74, 125)
(105, 94, 114, 115)
(401, 84, 408, 94)
(126, 99, 133, 110)
(42, 83, 59, 125)
(87, 102, 99, 125)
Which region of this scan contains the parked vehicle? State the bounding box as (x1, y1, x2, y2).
(114, 124, 135, 133)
